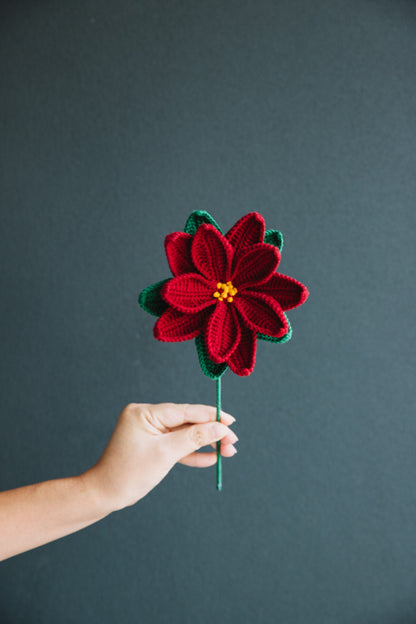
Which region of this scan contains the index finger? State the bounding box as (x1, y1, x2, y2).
(141, 402, 235, 429)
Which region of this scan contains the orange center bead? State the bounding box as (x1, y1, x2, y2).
(213, 281, 238, 303)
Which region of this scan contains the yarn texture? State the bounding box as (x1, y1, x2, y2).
(138, 211, 309, 378)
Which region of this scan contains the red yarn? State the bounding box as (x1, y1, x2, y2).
(153, 212, 309, 376)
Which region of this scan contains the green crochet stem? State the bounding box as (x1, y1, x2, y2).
(216, 376, 222, 491)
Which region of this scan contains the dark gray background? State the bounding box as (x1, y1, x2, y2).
(1, 1, 415, 622)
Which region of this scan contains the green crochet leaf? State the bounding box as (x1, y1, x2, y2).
(138, 279, 170, 317)
(195, 334, 228, 379)
(184, 210, 223, 236)
(264, 229, 283, 252)
(257, 314, 292, 343)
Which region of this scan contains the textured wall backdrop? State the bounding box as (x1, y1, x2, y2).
(1, 1, 416, 623)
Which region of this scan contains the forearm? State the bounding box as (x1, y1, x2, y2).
(0, 472, 110, 561)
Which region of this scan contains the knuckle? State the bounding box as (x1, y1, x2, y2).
(137, 404, 155, 427)
(182, 403, 191, 418)
(121, 403, 148, 426)
(162, 402, 175, 409)
(123, 402, 140, 416)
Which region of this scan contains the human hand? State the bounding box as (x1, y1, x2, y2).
(84, 403, 237, 512)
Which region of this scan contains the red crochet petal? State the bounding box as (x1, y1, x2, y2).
(162, 274, 215, 313)
(205, 303, 241, 364)
(254, 273, 309, 311)
(234, 292, 288, 338)
(191, 224, 233, 282)
(232, 243, 280, 289)
(154, 307, 208, 342)
(165, 232, 194, 276)
(226, 212, 265, 255)
(227, 323, 256, 376)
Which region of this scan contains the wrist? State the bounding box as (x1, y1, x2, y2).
(78, 467, 119, 517)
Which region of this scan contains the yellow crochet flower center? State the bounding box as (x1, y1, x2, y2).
(213, 281, 238, 303)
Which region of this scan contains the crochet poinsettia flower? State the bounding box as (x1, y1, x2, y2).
(139, 211, 308, 377)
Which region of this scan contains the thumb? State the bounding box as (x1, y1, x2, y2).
(163, 421, 230, 462)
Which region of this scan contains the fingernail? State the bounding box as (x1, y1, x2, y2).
(231, 447, 237, 455)
(222, 411, 235, 423)
(229, 431, 239, 444)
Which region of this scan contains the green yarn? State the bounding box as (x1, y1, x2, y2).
(264, 229, 283, 251)
(184, 210, 223, 236)
(257, 314, 292, 343)
(195, 334, 228, 379)
(216, 376, 222, 491)
(138, 279, 170, 317)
